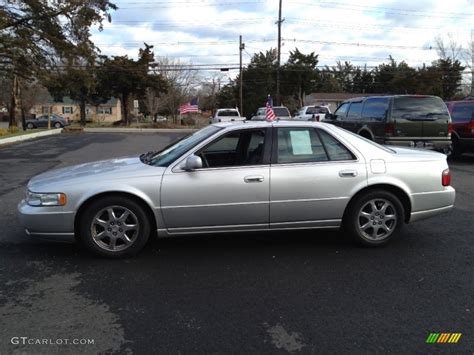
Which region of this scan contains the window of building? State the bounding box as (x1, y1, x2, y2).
(62, 106, 73, 114)
(42, 106, 51, 114)
(97, 107, 112, 115)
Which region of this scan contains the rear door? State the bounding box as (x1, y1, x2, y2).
(360, 97, 389, 143)
(451, 102, 474, 139)
(391, 96, 450, 145)
(269, 126, 366, 228)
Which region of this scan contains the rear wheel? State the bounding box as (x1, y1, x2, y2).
(451, 137, 464, 159)
(78, 196, 151, 258)
(53, 122, 62, 128)
(344, 190, 404, 247)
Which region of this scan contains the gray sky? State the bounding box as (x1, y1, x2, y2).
(91, 0, 473, 81)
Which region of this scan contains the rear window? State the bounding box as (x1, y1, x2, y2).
(273, 107, 290, 117)
(451, 103, 474, 122)
(392, 96, 449, 120)
(218, 110, 239, 117)
(307, 106, 329, 114)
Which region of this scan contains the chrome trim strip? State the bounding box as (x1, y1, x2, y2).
(270, 197, 348, 204)
(161, 201, 269, 209)
(270, 219, 341, 226)
(168, 223, 269, 231)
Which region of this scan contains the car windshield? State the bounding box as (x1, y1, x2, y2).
(392, 96, 449, 120)
(273, 107, 290, 116)
(141, 125, 223, 167)
(218, 110, 239, 117)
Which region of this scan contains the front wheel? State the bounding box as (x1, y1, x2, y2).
(343, 190, 404, 247)
(26, 123, 35, 129)
(78, 196, 151, 258)
(53, 122, 62, 128)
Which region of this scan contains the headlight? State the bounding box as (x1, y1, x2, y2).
(26, 191, 67, 206)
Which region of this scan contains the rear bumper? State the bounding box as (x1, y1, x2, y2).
(18, 200, 76, 242)
(385, 138, 451, 151)
(409, 187, 456, 223)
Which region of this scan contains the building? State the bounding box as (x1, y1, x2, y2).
(304, 93, 366, 113)
(31, 96, 122, 123)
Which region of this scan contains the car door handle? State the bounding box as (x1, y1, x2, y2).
(339, 170, 358, 178)
(244, 175, 264, 183)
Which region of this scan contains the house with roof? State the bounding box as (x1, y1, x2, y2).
(30, 96, 122, 123)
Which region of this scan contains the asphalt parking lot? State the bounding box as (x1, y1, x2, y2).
(0, 132, 473, 354)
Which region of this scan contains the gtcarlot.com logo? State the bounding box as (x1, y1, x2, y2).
(11, 337, 95, 346)
(426, 333, 462, 344)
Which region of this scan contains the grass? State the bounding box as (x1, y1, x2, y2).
(0, 128, 48, 139)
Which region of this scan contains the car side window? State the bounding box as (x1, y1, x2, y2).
(317, 129, 356, 161)
(334, 103, 349, 120)
(276, 128, 328, 164)
(347, 101, 363, 120)
(197, 129, 266, 168)
(451, 103, 474, 123)
(361, 98, 389, 121)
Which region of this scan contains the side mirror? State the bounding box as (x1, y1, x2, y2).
(182, 154, 203, 171)
(325, 113, 335, 120)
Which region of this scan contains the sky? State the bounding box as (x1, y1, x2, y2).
(90, 0, 474, 85)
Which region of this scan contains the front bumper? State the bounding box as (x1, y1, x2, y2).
(17, 200, 76, 242)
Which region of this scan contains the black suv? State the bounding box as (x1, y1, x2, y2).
(325, 95, 452, 153)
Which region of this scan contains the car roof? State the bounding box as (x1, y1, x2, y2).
(212, 120, 332, 129)
(342, 94, 440, 103)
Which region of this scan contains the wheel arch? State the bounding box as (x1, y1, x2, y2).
(74, 191, 158, 236)
(343, 183, 412, 224)
(357, 127, 374, 140)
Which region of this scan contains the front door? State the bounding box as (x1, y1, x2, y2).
(270, 126, 366, 229)
(161, 128, 271, 233)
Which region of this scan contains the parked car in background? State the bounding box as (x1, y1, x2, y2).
(251, 106, 292, 121)
(26, 114, 70, 129)
(294, 105, 330, 121)
(324, 95, 452, 154)
(210, 108, 244, 123)
(446, 100, 474, 158)
(19, 121, 455, 258)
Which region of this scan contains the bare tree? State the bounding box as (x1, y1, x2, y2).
(435, 33, 473, 96)
(154, 58, 200, 123)
(19, 80, 50, 129)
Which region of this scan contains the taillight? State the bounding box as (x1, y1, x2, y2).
(385, 122, 395, 136)
(468, 121, 474, 134)
(442, 169, 451, 186)
(448, 123, 453, 134)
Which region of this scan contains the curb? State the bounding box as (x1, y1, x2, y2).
(83, 128, 197, 133)
(0, 128, 63, 146)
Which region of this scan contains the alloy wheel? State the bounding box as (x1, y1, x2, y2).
(357, 198, 397, 241)
(90, 205, 140, 252)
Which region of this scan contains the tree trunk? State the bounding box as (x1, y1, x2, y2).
(21, 107, 26, 131)
(80, 99, 86, 126)
(8, 75, 17, 128)
(122, 93, 129, 125)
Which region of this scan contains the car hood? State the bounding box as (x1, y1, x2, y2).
(28, 156, 165, 191)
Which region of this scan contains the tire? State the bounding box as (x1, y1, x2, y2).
(451, 137, 464, 160)
(26, 123, 35, 129)
(343, 190, 404, 247)
(53, 122, 62, 128)
(78, 196, 151, 258)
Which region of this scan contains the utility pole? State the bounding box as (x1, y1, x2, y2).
(276, 0, 284, 106)
(239, 35, 244, 116)
(471, 28, 474, 96)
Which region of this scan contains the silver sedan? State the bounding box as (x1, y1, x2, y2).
(18, 121, 455, 257)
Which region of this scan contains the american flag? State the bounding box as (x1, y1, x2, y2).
(265, 95, 276, 121)
(179, 97, 199, 114)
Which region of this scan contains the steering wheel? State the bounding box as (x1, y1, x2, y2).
(200, 152, 210, 168)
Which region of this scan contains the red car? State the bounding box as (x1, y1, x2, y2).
(446, 100, 474, 158)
